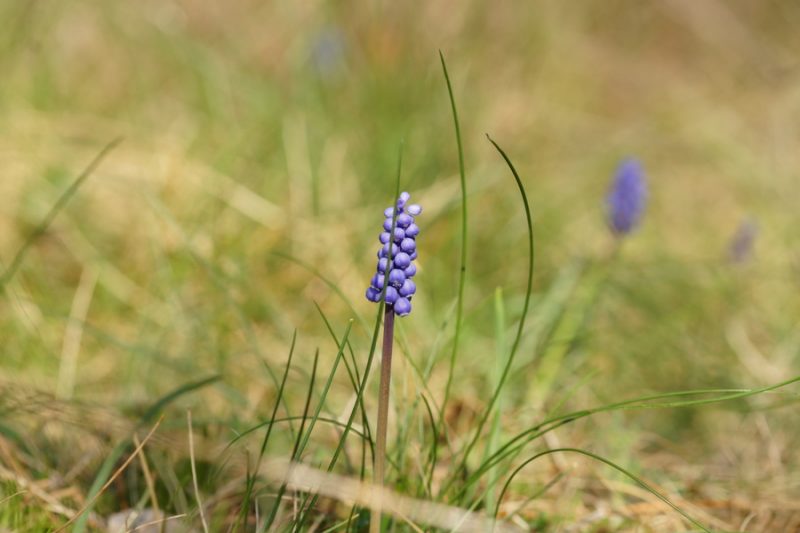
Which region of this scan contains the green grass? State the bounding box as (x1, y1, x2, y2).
(1, 2, 800, 532)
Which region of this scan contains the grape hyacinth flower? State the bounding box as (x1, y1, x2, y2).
(365, 191, 422, 317)
(606, 158, 647, 236)
(364, 191, 421, 533)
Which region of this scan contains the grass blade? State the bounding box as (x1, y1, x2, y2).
(313, 301, 374, 455)
(494, 447, 710, 532)
(295, 323, 353, 458)
(438, 50, 469, 429)
(140, 375, 221, 424)
(292, 317, 360, 525)
(236, 330, 298, 531)
(65, 417, 163, 533)
(530, 260, 608, 408)
(72, 376, 218, 533)
(446, 135, 535, 497)
(0, 138, 122, 290)
(459, 374, 800, 499)
(229, 416, 370, 446)
(484, 287, 507, 510)
(263, 349, 319, 531)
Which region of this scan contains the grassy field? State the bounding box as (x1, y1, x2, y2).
(1, 2, 799, 531)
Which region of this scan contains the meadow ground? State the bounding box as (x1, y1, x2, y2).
(1, 2, 799, 532)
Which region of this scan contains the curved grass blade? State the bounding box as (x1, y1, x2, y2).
(140, 375, 221, 424)
(438, 50, 469, 428)
(494, 447, 710, 532)
(445, 135, 534, 497)
(458, 375, 800, 499)
(294, 322, 353, 457)
(502, 472, 564, 524)
(229, 416, 370, 447)
(224, 420, 369, 496)
(0, 138, 122, 290)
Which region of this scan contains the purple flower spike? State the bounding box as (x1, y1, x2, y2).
(729, 218, 758, 264)
(607, 158, 647, 236)
(365, 191, 422, 316)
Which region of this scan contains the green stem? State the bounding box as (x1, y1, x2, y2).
(371, 307, 395, 533)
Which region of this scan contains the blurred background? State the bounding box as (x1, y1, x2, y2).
(1, 1, 799, 531)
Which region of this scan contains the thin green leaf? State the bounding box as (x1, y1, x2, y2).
(446, 134, 535, 497)
(0, 138, 122, 290)
(263, 350, 319, 531)
(236, 330, 297, 531)
(73, 375, 217, 533)
(460, 375, 800, 499)
(438, 49, 469, 431)
(494, 448, 710, 532)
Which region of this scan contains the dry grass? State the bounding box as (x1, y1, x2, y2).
(1, 1, 799, 531)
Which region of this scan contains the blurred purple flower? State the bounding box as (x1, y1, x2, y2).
(311, 27, 346, 79)
(606, 159, 647, 236)
(728, 218, 758, 264)
(365, 192, 422, 316)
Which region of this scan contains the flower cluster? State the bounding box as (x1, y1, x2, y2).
(607, 158, 647, 236)
(365, 192, 421, 316)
